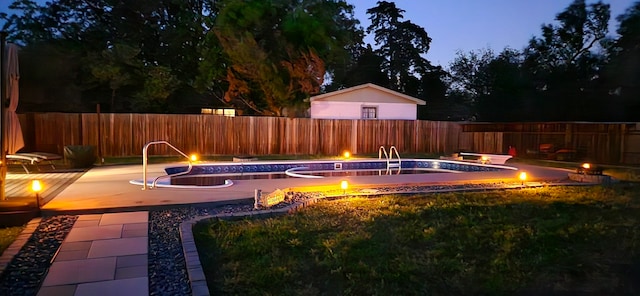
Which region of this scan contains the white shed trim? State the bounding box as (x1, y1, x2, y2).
(310, 83, 426, 105)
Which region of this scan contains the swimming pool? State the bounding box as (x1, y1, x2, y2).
(130, 158, 517, 189)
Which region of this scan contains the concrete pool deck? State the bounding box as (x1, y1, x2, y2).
(40, 161, 574, 215)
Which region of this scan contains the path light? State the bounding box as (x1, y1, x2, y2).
(190, 154, 198, 162)
(341, 180, 348, 195)
(480, 155, 489, 164)
(343, 151, 351, 159)
(519, 172, 527, 186)
(577, 162, 602, 175)
(31, 180, 43, 208)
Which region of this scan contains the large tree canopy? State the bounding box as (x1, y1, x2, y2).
(522, 0, 611, 120)
(1, 0, 639, 121)
(2, 0, 215, 112)
(602, 1, 640, 120)
(366, 1, 432, 93)
(211, 0, 360, 116)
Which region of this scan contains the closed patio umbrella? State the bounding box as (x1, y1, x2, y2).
(4, 43, 24, 154)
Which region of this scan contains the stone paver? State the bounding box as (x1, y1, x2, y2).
(88, 237, 147, 258)
(99, 212, 148, 225)
(122, 223, 148, 238)
(37, 211, 149, 296)
(36, 284, 77, 296)
(116, 254, 147, 268)
(65, 225, 123, 242)
(116, 265, 148, 279)
(74, 277, 148, 296)
(54, 249, 90, 261)
(59, 241, 92, 252)
(42, 257, 117, 286)
(72, 219, 101, 228)
(76, 214, 102, 221)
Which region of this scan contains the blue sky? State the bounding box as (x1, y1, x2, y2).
(351, 0, 636, 67)
(1, 0, 636, 67)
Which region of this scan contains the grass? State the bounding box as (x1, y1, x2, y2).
(510, 158, 640, 182)
(193, 184, 640, 295)
(0, 226, 24, 255)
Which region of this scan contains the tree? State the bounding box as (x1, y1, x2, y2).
(448, 48, 496, 103)
(327, 44, 389, 90)
(448, 48, 529, 121)
(2, 0, 217, 113)
(213, 0, 360, 116)
(88, 44, 142, 112)
(480, 49, 530, 121)
(602, 1, 640, 120)
(524, 0, 611, 120)
(366, 1, 432, 93)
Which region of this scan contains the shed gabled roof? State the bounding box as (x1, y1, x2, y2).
(310, 83, 426, 105)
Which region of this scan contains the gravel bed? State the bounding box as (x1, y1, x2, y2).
(0, 215, 77, 296)
(0, 181, 570, 296)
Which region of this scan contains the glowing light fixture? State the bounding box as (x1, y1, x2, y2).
(190, 154, 198, 162)
(577, 162, 602, 175)
(343, 151, 351, 159)
(518, 172, 527, 186)
(31, 180, 42, 193)
(340, 180, 348, 195)
(480, 155, 489, 164)
(31, 180, 43, 208)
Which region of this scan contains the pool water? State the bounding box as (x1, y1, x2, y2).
(130, 158, 516, 188)
(170, 169, 442, 186)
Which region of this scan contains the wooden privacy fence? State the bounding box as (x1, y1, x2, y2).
(461, 122, 640, 164)
(17, 113, 503, 158)
(17, 113, 638, 164)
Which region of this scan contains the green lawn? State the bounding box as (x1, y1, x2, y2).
(0, 226, 24, 255)
(194, 184, 640, 295)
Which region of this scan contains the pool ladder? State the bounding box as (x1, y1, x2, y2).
(378, 146, 402, 175)
(142, 141, 193, 190)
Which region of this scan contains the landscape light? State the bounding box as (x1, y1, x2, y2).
(577, 162, 602, 175)
(480, 155, 489, 164)
(341, 180, 348, 195)
(519, 172, 527, 186)
(343, 151, 351, 159)
(31, 180, 43, 208)
(31, 180, 42, 193)
(190, 154, 198, 162)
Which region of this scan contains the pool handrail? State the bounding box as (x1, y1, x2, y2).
(142, 141, 193, 190)
(389, 146, 402, 169)
(378, 146, 389, 161)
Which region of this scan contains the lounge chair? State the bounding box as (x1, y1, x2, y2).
(6, 152, 63, 173)
(6, 154, 42, 173)
(17, 152, 62, 168)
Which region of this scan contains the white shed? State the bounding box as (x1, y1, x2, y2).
(309, 83, 425, 120)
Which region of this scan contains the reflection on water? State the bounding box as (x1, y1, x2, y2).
(171, 169, 440, 186)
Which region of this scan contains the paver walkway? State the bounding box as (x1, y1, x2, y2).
(37, 211, 149, 296)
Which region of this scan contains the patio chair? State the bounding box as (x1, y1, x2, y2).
(6, 154, 42, 173)
(6, 152, 63, 173)
(17, 152, 62, 169)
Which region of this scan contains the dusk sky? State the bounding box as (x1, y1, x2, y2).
(1, 0, 636, 67)
(351, 0, 636, 67)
